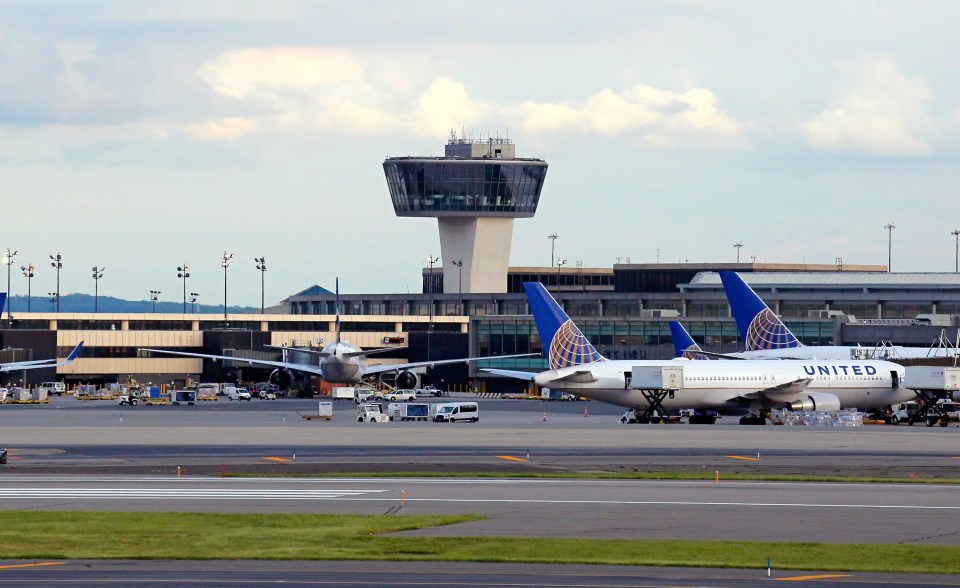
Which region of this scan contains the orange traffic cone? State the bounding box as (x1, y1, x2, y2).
(542, 411, 547, 422)
(583, 407, 588, 417)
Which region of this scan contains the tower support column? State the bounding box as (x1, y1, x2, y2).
(438, 217, 515, 294)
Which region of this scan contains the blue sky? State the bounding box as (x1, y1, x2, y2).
(2, 1, 960, 305)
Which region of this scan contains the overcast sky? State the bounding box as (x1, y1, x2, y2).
(3, 1, 960, 306)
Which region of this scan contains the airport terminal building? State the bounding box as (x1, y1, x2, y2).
(5, 262, 960, 392)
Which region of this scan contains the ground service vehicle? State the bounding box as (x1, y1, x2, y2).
(388, 402, 431, 421)
(0, 448, 6, 464)
(385, 389, 417, 402)
(332, 387, 355, 400)
(357, 403, 388, 423)
(118, 393, 139, 406)
(227, 387, 251, 401)
(418, 385, 444, 397)
(433, 402, 479, 423)
(172, 390, 196, 406)
(38, 382, 66, 396)
(890, 401, 959, 426)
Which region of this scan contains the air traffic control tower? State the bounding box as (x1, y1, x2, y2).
(383, 136, 548, 293)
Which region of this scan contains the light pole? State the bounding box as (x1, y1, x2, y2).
(189, 292, 199, 314)
(20, 264, 34, 312)
(734, 242, 743, 263)
(452, 258, 463, 314)
(48, 292, 56, 311)
(177, 264, 190, 314)
(3, 248, 17, 327)
(426, 254, 439, 362)
(952, 229, 959, 273)
(884, 222, 896, 272)
(556, 258, 567, 287)
(221, 251, 234, 322)
(149, 290, 161, 313)
(254, 257, 266, 314)
(49, 253, 62, 313)
(548, 233, 558, 267)
(91, 266, 105, 312)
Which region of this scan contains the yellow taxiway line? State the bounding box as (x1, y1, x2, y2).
(0, 562, 68, 571)
(263, 456, 291, 463)
(725, 455, 761, 461)
(777, 574, 852, 581)
(496, 455, 528, 462)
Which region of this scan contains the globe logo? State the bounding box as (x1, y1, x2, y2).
(549, 320, 603, 369)
(745, 308, 796, 350)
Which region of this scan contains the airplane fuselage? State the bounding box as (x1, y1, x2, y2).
(535, 359, 912, 411)
(318, 341, 365, 384)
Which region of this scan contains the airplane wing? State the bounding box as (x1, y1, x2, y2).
(140, 348, 325, 376)
(265, 345, 331, 358)
(363, 353, 539, 376)
(265, 345, 407, 359)
(481, 368, 539, 381)
(344, 346, 407, 359)
(753, 378, 813, 401)
(0, 341, 84, 373)
(687, 350, 747, 360)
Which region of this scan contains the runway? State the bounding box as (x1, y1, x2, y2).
(2, 474, 959, 544)
(1, 559, 955, 588)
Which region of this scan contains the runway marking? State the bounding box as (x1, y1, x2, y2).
(496, 455, 528, 462)
(726, 455, 761, 461)
(263, 456, 291, 463)
(0, 562, 68, 571)
(0, 488, 389, 500)
(778, 574, 851, 581)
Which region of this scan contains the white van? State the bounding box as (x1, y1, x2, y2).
(38, 382, 66, 396)
(226, 387, 251, 401)
(433, 402, 479, 423)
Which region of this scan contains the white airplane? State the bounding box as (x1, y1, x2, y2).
(142, 280, 532, 390)
(718, 271, 959, 360)
(485, 282, 913, 424)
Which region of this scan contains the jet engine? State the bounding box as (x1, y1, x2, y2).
(786, 392, 841, 412)
(269, 368, 294, 391)
(395, 370, 420, 390)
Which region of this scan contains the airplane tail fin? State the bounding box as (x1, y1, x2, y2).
(523, 282, 604, 369)
(65, 341, 84, 363)
(719, 271, 800, 351)
(334, 278, 341, 344)
(0, 292, 6, 316)
(669, 321, 710, 360)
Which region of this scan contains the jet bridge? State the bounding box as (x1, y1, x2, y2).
(626, 365, 684, 422)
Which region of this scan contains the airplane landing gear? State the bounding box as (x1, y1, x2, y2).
(739, 414, 767, 425)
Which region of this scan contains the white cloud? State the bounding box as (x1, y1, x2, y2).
(801, 59, 934, 157)
(517, 84, 744, 148)
(191, 47, 744, 148)
(199, 47, 366, 98)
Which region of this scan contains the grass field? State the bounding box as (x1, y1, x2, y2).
(1, 511, 959, 574)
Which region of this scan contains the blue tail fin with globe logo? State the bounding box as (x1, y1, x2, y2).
(669, 321, 711, 360)
(523, 282, 604, 369)
(719, 271, 801, 351)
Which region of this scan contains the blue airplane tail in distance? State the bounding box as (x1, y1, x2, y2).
(719, 271, 801, 351)
(0, 292, 5, 317)
(668, 321, 710, 360)
(523, 282, 604, 369)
